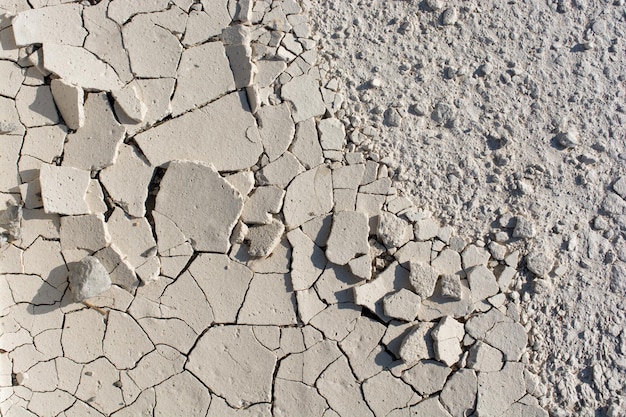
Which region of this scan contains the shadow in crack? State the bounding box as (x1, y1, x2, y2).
(28, 263, 71, 315)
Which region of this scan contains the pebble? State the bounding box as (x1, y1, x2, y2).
(69, 256, 112, 302)
(512, 216, 536, 239)
(441, 8, 458, 26)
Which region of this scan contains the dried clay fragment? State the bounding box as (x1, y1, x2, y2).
(156, 160, 243, 253)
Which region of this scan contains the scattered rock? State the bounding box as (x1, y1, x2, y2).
(399, 322, 435, 364)
(69, 256, 111, 302)
(512, 217, 535, 239)
(432, 316, 464, 366)
(409, 262, 439, 298)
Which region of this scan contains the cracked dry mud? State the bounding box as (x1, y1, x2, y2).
(0, 0, 624, 417)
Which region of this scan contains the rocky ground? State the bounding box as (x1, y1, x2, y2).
(0, 0, 624, 416)
(310, 0, 626, 415)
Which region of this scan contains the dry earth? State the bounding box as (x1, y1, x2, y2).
(0, 0, 624, 416)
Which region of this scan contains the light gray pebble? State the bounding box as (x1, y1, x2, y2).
(69, 256, 112, 302)
(441, 8, 458, 26)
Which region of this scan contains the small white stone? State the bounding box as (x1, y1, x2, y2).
(512, 216, 535, 239)
(398, 323, 434, 364)
(441, 7, 458, 25)
(557, 127, 580, 148)
(526, 250, 554, 277)
(488, 241, 507, 260)
(441, 274, 462, 300)
(378, 211, 412, 249)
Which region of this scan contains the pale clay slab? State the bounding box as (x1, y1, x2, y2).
(11, 3, 87, 47)
(122, 13, 182, 78)
(287, 228, 326, 291)
(283, 165, 334, 229)
(257, 102, 295, 161)
(83, 0, 134, 84)
(281, 73, 326, 123)
(291, 118, 324, 169)
(135, 91, 263, 171)
(112, 85, 147, 123)
(186, 326, 276, 409)
(60, 213, 110, 253)
(106, 207, 157, 269)
(15, 84, 60, 127)
(42, 43, 123, 92)
(238, 273, 297, 325)
(170, 41, 235, 117)
(100, 144, 153, 218)
(50, 79, 84, 131)
(325, 211, 369, 265)
(246, 219, 285, 258)
(155, 160, 243, 253)
(39, 164, 90, 216)
(62, 92, 126, 171)
(188, 253, 254, 324)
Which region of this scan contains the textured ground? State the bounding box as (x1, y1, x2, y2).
(0, 0, 625, 416)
